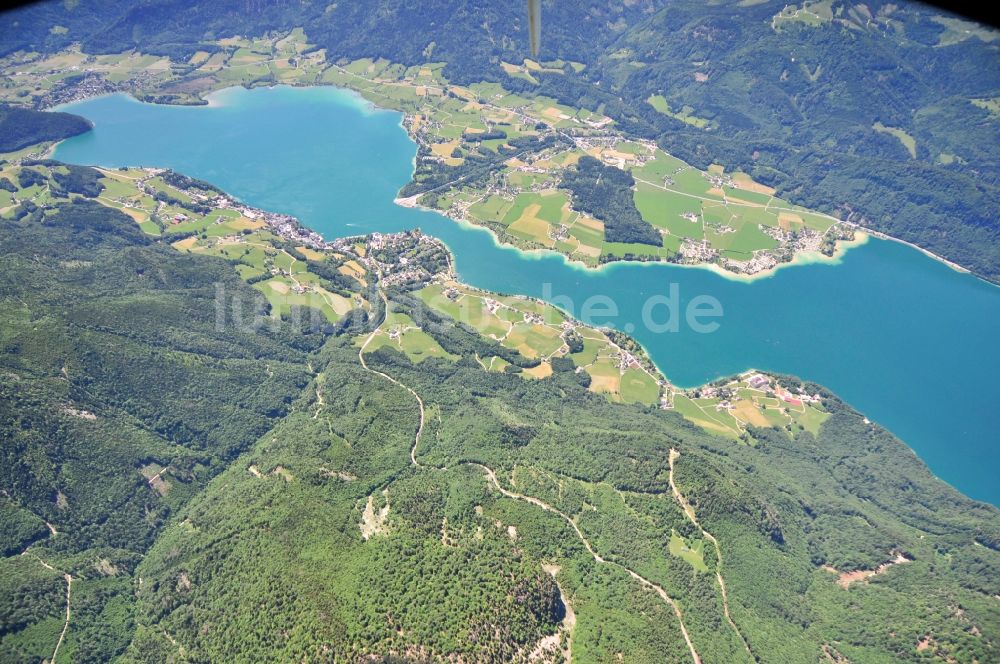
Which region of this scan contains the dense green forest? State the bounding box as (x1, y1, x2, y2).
(0, 106, 91, 152)
(0, 196, 317, 662)
(4, 0, 997, 279)
(561, 156, 661, 246)
(0, 166, 997, 661)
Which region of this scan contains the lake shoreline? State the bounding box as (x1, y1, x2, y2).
(395, 193, 872, 283)
(860, 225, 981, 279)
(51, 84, 1000, 506)
(47, 83, 978, 284)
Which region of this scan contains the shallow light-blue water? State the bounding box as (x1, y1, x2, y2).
(54, 86, 1000, 505)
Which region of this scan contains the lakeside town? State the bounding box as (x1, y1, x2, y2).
(3, 151, 834, 440)
(0, 36, 841, 439)
(0, 38, 865, 280)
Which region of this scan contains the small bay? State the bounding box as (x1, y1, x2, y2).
(54, 85, 1000, 505)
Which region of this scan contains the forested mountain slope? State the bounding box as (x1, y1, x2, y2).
(0, 196, 317, 662)
(2, 0, 998, 279)
(0, 106, 91, 152)
(0, 165, 997, 662)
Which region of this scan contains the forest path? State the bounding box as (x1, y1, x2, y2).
(23, 552, 71, 664)
(471, 462, 702, 664)
(353, 285, 701, 664)
(668, 448, 754, 660)
(358, 286, 425, 467)
(51, 573, 72, 664)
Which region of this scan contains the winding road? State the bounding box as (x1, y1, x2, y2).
(22, 552, 71, 664)
(354, 283, 703, 664)
(669, 449, 754, 660)
(358, 286, 426, 467)
(472, 462, 702, 664)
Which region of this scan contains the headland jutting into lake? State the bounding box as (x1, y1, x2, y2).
(45, 85, 999, 506)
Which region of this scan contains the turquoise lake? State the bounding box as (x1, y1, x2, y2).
(54, 86, 1000, 505)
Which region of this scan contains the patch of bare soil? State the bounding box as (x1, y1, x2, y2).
(320, 467, 357, 481)
(270, 465, 293, 482)
(528, 564, 575, 663)
(821, 643, 850, 663)
(360, 491, 390, 540)
(149, 474, 170, 496)
(61, 405, 96, 420)
(827, 551, 912, 589)
(94, 558, 120, 576)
